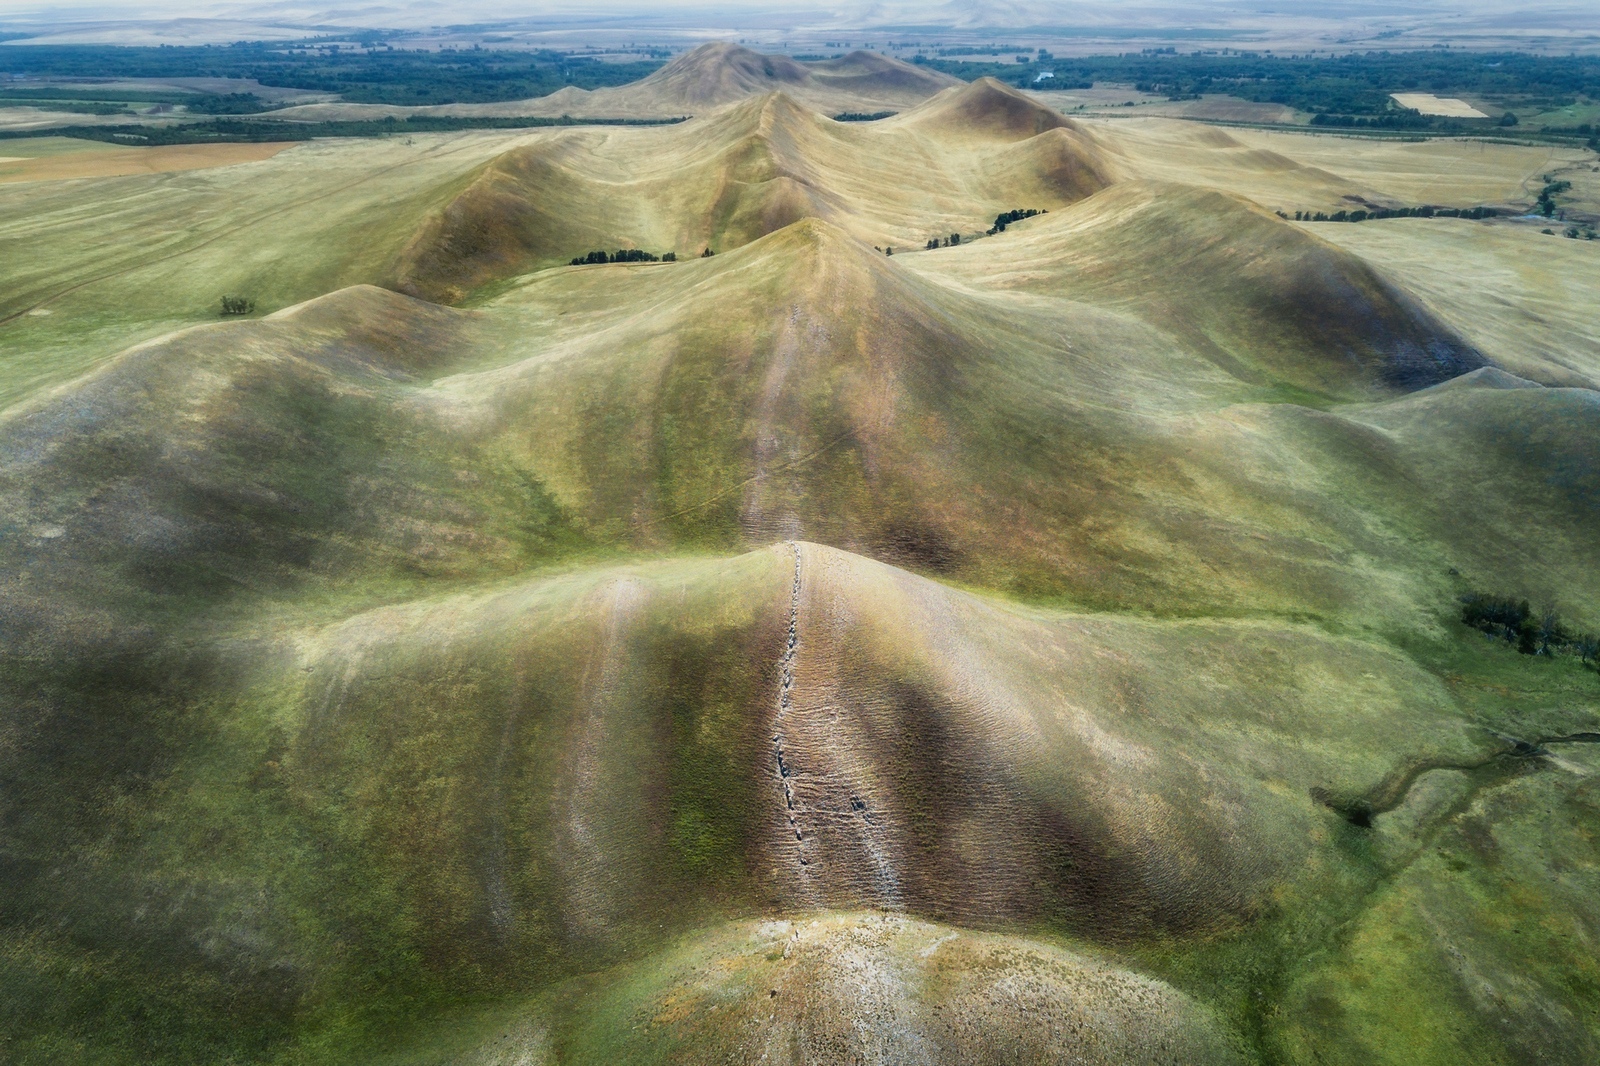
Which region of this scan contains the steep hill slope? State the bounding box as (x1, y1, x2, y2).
(0, 540, 1487, 1062)
(8, 212, 1586, 641)
(391, 85, 1115, 301)
(924, 179, 1484, 394)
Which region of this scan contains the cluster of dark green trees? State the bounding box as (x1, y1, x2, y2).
(1309, 111, 1445, 130)
(219, 295, 255, 315)
(0, 113, 686, 147)
(1537, 177, 1572, 217)
(1291, 205, 1500, 222)
(0, 85, 281, 115)
(569, 249, 675, 266)
(917, 210, 1048, 249)
(832, 111, 895, 122)
(988, 208, 1045, 234)
(1462, 593, 1600, 663)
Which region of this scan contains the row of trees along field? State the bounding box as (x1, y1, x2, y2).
(1289, 205, 1501, 222)
(1462, 592, 1600, 666)
(569, 249, 671, 265)
(568, 249, 725, 265)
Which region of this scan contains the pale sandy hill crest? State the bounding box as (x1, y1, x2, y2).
(805, 49, 958, 95)
(642, 41, 811, 107)
(900, 76, 1077, 139)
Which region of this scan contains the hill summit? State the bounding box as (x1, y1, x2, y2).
(638, 43, 958, 110)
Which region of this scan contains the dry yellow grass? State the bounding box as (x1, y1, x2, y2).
(1312, 217, 1600, 387)
(0, 106, 167, 132)
(1390, 92, 1488, 118)
(0, 139, 292, 183)
(1081, 116, 1589, 212)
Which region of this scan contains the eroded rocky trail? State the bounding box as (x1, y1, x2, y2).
(771, 541, 812, 888)
(769, 542, 905, 912)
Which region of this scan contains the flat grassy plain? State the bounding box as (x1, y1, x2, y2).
(1, 70, 1598, 1065)
(1083, 116, 1594, 213)
(0, 136, 289, 183)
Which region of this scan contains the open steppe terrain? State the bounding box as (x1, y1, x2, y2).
(0, 136, 290, 183)
(1, 44, 1598, 1066)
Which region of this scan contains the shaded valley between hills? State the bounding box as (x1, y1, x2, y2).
(1, 48, 1599, 1066)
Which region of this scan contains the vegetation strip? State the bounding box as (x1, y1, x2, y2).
(0, 114, 688, 145)
(0, 43, 666, 105)
(1319, 728, 1600, 828)
(1290, 205, 1502, 222)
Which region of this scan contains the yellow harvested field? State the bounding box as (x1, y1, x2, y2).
(0, 106, 155, 132)
(1390, 92, 1488, 118)
(1311, 218, 1600, 387)
(1091, 116, 1585, 211)
(0, 140, 293, 183)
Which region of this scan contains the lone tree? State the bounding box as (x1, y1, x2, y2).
(1536, 605, 1568, 656)
(220, 295, 255, 316)
(1574, 632, 1600, 668)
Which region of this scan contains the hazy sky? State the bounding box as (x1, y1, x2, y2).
(0, 1, 1479, 21)
(2, 1, 1596, 47)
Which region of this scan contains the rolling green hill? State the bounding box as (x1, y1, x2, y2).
(0, 61, 1597, 1066)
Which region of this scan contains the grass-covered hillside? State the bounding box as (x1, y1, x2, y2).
(1, 66, 1598, 1066)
